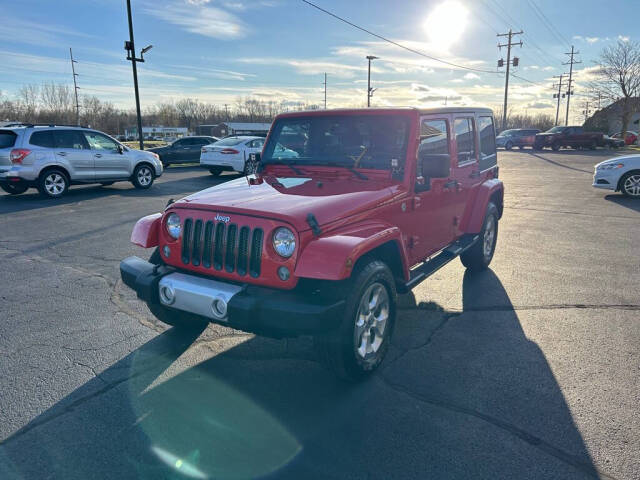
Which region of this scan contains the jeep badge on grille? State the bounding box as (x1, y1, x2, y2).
(215, 214, 230, 223)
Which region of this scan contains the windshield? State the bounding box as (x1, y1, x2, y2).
(498, 130, 516, 137)
(262, 114, 410, 172)
(546, 126, 566, 133)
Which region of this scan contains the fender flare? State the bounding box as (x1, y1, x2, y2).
(460, 179, 504, 234)
(131, 213, 162, 248)
(294, 223, 410, 282)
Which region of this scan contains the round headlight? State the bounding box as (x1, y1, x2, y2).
(273, 227, 296, 258)
(166, 213, 181, 239)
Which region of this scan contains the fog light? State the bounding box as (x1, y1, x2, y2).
(162, 245, 171, 258)
(159, 285, 175, 305)
(277, 266, 290, 281)
(211, 297, 228, 319)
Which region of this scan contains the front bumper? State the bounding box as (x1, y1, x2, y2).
(592, 170, 618, 190)
(120, 256, 346, 337)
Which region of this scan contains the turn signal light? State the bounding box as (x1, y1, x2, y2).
(10, 148, 31, 164)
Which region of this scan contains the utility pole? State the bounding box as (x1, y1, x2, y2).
(563, 45, 580, 126)
(69, 48, 80, 125)
(497, 29, 523, 131)
(124, 0, 153, 150)
(323, 72, 327, 109)
(552, 74, 565, 126)
(582, 101, 591, 123)
(224, 104, 230, 120)
(366, 55, 378, 107)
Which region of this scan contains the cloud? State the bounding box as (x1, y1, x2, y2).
(586, 37, 600, 44)
(618, 35, 630, 42)
(237, 57, 368, 78)
(223, 1, 246, 9)
(146, 1, 246, 39)
(525, 101, 553, 109)
(464, 72, 480, 80)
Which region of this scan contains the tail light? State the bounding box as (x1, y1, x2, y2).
(10, 149, 31, 164)
(201, 147, 207, 153)
(221, 148, 239, 154)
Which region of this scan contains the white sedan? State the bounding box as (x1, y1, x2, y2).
(200, 136, 264, 176)
(593, 154, 640, 198)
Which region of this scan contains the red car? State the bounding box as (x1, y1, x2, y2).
(120, 107, 504, 379)
(611, 131, 638, 145)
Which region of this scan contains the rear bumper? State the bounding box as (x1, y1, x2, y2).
(0, 174, 34, 188)
(120, 256, 345, 337)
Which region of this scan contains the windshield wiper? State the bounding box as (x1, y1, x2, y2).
(265, 160, 304, 175)
(318, 162, 368, 180)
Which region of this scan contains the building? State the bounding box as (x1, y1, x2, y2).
(196, 122, 272, 138)
(124, 126, 189, 140)
(584, 97, 640, 134)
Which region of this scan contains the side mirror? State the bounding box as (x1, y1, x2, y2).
(117, 144, 125, 154)
(249, 153, 261, 163)
(420, 153, 450, 179)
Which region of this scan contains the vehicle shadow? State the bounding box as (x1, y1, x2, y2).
(0, 270, 602, 479)
(0, 170, 242, 215)
(604, 193, 640, 213)
(526, 152, 594, 173)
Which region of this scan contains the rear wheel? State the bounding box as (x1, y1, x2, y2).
(551, 142, 561, 151)
(132, 164, 154, 189)
(460, 202, 499, 272)
(589, 139, 598, 150)
(209, 167, 222, 176)
(314, 260, 396, 381)
(505, 141, 513, 150)
(518, 145, 524, 150)
(1, 183, 28, 195)
(620, 172, 640, 198)
(38, 169, 69, 198)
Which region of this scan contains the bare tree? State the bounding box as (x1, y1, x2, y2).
(590, 40, 640, 138)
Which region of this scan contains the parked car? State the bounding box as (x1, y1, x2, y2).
(0, 124, 162, 198)
(119, 107, 504, 380)
(534, 126, 605, 151)
(611, 131, 638, 145)
(146, 136, 218, 167)
(200, 136, 265, 176)
(495, 128, 540, 150)
(593, 154, 640, 198)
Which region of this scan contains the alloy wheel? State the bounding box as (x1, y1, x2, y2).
(623, 174, 640, 197)
(354, 282, 389, 360)
(137, 167, 152, 186)
(483, 214, 496, 258)
(44, 173, 66, 196)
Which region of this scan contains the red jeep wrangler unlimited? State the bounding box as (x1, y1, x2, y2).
(120, 107, 503, 380)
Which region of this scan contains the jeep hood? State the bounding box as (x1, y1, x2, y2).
(172, 173, 405, 232)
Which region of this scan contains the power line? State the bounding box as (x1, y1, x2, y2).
(300, 0, 498, 74)
(510, 72, 541, 86)
(525, 0, 571, 48)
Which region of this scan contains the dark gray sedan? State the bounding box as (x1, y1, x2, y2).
(148, 136, 219, 167)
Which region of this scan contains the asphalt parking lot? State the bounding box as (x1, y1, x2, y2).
(1, 150, 638, 479)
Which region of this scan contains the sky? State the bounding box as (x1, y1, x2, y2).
(0, 0, 637, 123)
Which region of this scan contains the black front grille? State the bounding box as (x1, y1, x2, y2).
(181, 218, 263, 277)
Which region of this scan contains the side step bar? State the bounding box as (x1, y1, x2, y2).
(405, 234, 479, 290)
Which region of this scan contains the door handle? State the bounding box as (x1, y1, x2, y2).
(469, 170, 480, 178)
(56, 152, 67, 156)
(443, 180, 457, 190)
(95, 153, 103, 158)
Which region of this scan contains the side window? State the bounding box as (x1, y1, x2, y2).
(478, 116, 497, 170)
(417, 119, 450, 184)
(173, 139, 186, 147)
(53, 130, 86, 150)
(84, 131, 119, 151)
(252, 139, 264, 148)
(454, 117, 476, 164)
(29, 131, 54, 148)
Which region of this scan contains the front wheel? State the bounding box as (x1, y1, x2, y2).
(620, 172, 640, 198)
(505, 141, 513, 150)
(209, 167, 222, 176)
(132, 164, 154, 189)
(551, 142, 561, 151)
(589, 140, 597, 150)
(38, 169, 69, 198)
(314, 260, 396, 381)
(1, 183, 28, 195)
(460, 202, 499, 272)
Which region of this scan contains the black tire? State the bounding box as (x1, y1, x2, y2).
(619, 171, 640, 198)
(551, 142, 561, 151)
(146, 248, 209, 330)
(460, 202, 499, 272)
(209, 167, 223, 176)
(518, 145, 524, 150)
(132, 164, 154, 189)
(505, 141, 513, 151)
(314, 260, 397, 381)
(100, 182, 114, 186)
(37, 169, 69, 198)
(589, 139, 597, 150)
(1, 183, 28, 195)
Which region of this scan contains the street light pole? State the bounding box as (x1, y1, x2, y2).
(125, 0, 144, 150)
(366, 55, 378, 107)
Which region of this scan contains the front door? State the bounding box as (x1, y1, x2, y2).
(83, 131, 129, 179)
(52, 130, 93, 181)
(407, 116, 457, 265)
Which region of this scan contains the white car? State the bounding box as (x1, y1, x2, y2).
(200, 136, 265, 176)
(593, 155, 640, 198)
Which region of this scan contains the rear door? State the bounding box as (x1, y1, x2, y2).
(84, 131, 129, 179)
(0, 130, 18, 174)
(51, 130, 93, 181)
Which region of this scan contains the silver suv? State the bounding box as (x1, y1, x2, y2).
(0, 124, 163, 198)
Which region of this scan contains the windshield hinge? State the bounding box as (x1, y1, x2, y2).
(306, 213, 322, 236)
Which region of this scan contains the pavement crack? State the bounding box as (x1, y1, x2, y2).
(376, 375, 618, 480)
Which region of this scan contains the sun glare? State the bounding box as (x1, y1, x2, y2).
(424, 0, 469, 51)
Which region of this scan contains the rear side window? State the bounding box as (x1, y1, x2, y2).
(53, 130, 87, 149)
(478, 116, 497, 170)
(0, 130, 17, 148)
(30, 130, 55, 148)
(454, 117, 476, 164)
(215, 137, 244, 146)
